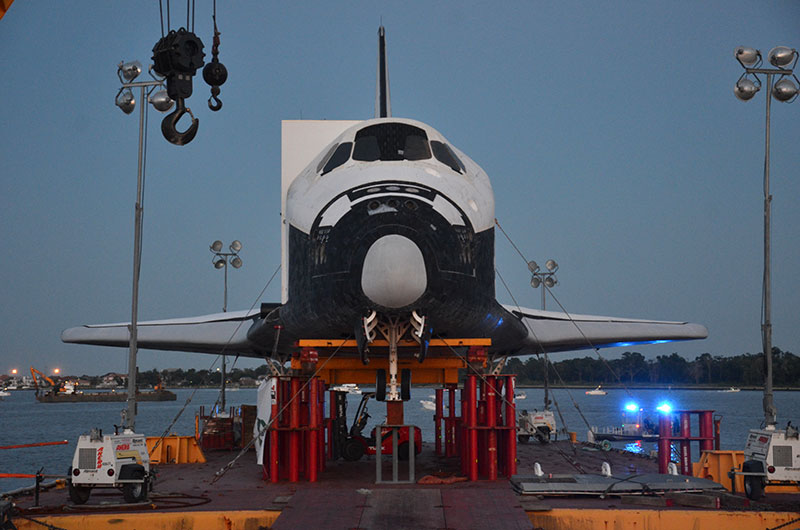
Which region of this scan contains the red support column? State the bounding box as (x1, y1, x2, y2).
(308, 378, 318, 482)
(467, 375, 478, 481)
(699, 411, 714, 452)
(714, 416, 721, 451)
(486, 375, 498, 481)
(658, 414, 672, 474)
(460, 386, 467, 476)
(447, 385, 457, 457)
(435, 388, 444, 455)
(504, 375, 517, 477)
(679, 412, 691, 475)
(289, 377, 301, 482)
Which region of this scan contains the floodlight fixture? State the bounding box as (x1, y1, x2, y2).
(732, 44, 796, 428)
(624, 402, 639, 412)
(115, 89, 136, 114)
(118, 60, 143, 83)
(149, 89, 174, 112)
(208, 239, 244, 412)
(773, 78, 799, 102)
(768, 46, 797, 68)
(529, 257, 559, 310)
(734, 78, 759, 101)
(735, 46, 760, 67)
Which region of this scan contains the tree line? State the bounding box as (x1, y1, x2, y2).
(505, 348, 800, 387)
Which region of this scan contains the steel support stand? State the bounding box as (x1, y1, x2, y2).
(658, 414, 672, 474)
(486, 375, 498, 481)
(308, 380, 318, 482)
(289, 378, 300, 482)
(435, 388, 443, 455)
(467, 375, 478, 481)
(504, 375, 517, 477)
(680, 412, 692, 476)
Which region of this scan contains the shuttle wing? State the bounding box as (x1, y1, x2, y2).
(504, 305, 708, 354)
(61, 309, 273, 357)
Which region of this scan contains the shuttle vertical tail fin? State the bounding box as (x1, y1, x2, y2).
(375, 25, 391, 118)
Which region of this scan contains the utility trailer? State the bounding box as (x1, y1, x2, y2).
(738, 423, 800, 500)
(67, 428, 152, 504)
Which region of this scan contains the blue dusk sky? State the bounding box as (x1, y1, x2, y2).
(1, 2, 799, 376)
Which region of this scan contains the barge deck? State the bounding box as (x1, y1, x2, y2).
(5, 441, 798, 529)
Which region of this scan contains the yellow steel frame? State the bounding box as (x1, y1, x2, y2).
(291, 338, 491, 385)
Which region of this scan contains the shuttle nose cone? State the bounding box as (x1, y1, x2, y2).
(361, 234, 427, 308)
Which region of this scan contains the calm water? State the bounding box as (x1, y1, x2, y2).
(1, 386, 798, 492)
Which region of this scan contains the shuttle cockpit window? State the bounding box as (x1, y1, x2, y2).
(321, 142, 353, 175)
(431, 141, 465, 174)
(353, 123, 432, 162)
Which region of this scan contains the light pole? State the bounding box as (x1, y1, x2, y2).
(115, 61, 174, 432)
(210, 240, 243, 411)
(528, 259, 558, 411)
(733, 45, 798, 428)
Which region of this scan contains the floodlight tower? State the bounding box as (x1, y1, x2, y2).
(115, 61, 174, 432)
(528, 259, 559, 411)
(733, 46, 798, 428)
(210, 240, 243, 410)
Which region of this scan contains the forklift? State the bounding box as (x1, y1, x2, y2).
(332, 370, 422, 462)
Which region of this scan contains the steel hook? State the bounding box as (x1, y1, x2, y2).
(160, 99, 199, 146)
(208, 92, 223, 111)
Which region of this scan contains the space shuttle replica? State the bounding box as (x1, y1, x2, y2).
(63, 28, 707, 373)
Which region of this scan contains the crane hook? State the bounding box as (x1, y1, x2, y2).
(208, 86, 222, 111)
(161, 99, 199, 146)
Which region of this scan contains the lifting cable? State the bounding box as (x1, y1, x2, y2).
(494, 218, 635, 399)
(149, 264, 281, 455)
(209, 337, 351, 484)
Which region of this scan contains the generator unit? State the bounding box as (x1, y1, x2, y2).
(67, 428, 152, 504)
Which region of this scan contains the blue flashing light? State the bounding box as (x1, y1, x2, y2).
(624, 402, 639, 412)
(656, 402, 672, 414)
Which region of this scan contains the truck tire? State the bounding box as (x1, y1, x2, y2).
(122, 472, 147, 503)
(397, 442, 410, 461)
(342, 438, 365, 462)
(376, 369, 386, 401)
(742, 460, 765, 500)
(401, 369, 411, 401)
(517, 434, 530, 443)
(68, 480, 91, 504)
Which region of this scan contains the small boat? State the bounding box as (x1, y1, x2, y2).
(420, 400, 436, 411)
(330, 383, 362, 395)
(516, 392, 527, 400)
(0, 390, 10, 398)
(718, 387, 741, 393)
(585, 385, 607, 396)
